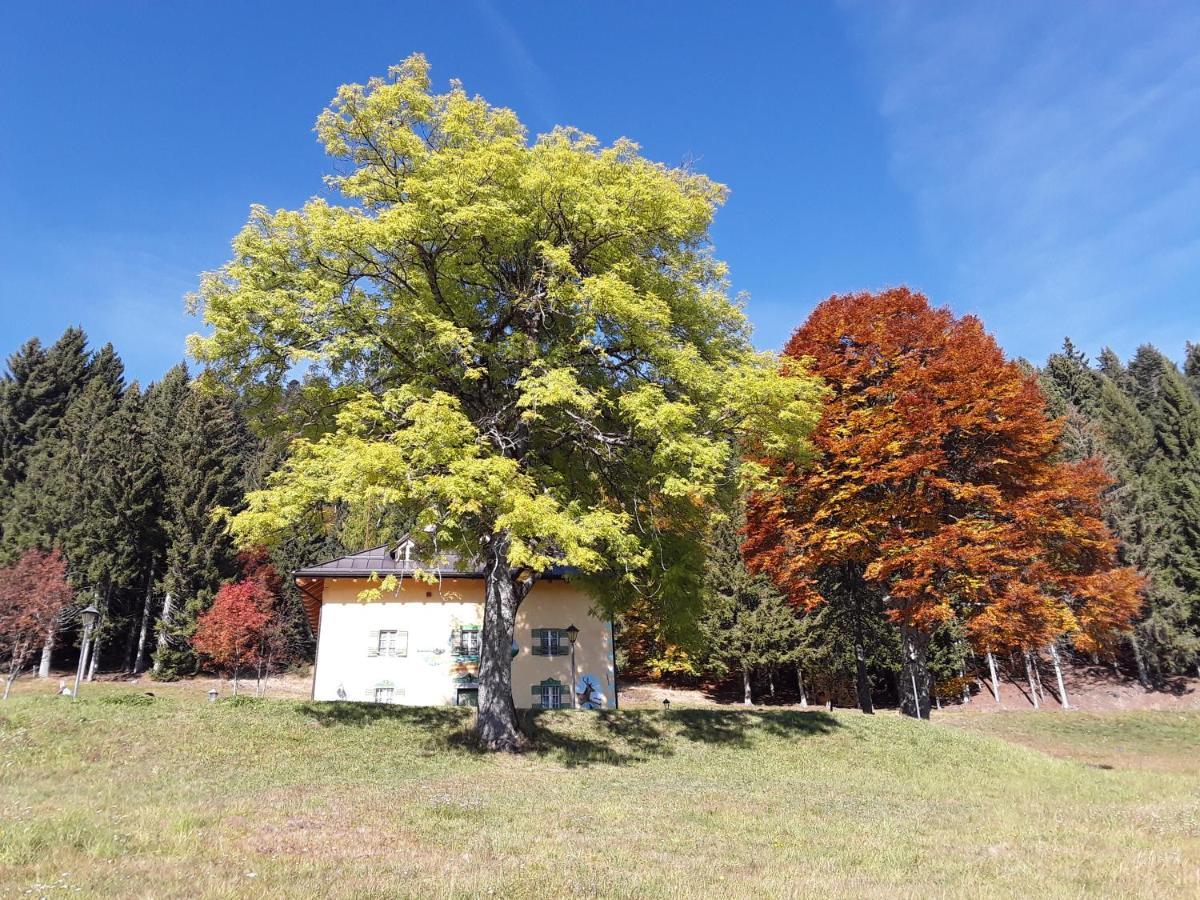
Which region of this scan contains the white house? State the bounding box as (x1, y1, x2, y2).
(293, 539, 617, 709)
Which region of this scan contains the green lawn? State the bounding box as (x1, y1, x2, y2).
(1, 686, 1197, 898)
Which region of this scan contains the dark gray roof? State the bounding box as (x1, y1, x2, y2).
(292, 538, 571, 580)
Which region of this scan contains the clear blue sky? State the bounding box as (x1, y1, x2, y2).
(1, 2, 1197, 384)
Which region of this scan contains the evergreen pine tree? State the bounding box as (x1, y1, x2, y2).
(0, 328, 91, 535)
(1115, 347, 1200, 678)
(153, 386, 249, 678)
(1185, 342, 1200, 401)
(698, 500, 804, 705)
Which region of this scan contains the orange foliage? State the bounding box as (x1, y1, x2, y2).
(744, 288, 1142, 654)
(193, 551, 286, 680)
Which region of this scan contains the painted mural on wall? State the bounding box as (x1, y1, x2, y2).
(575, 673, 606, 710)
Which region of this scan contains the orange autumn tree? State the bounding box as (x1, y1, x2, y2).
(744, 288, 1142, 717)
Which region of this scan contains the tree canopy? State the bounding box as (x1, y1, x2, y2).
(190, 55, 824, 747)
(745, 288, 1143, 717)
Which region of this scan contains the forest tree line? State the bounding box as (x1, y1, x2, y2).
(2, 315, 1194, 705)
(0, 321, 1195, 700)
(0, 328, 343, 683)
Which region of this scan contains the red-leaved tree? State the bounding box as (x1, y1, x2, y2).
(192, 551, 287, 697)
(0, 548, 74, 699)
(745, 288, 1143, 717)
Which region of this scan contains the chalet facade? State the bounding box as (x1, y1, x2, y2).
(294, 540, 617, 710)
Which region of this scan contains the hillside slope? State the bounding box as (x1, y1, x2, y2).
(1, 688, 1197, 898)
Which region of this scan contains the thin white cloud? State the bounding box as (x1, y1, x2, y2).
(843, 1, 1200, 361)
(474, 0, 559, 129)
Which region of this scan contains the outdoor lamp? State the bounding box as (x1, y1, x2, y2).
(72, 603, 102, 702)
(565, 625, 580, 709)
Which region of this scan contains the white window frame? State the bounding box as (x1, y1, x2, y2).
(378, 630, 399, 656)
(374, 686, 394, 704)
(541, 683, 563, 709)
(461, 629, 481, 656)
(539, 630, 562, 656)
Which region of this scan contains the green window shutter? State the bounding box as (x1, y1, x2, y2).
(531, 629, 546, 656)
(367, 630, 380, 657)
(396, 631, 409, 657)
(451, 627, 463, 655)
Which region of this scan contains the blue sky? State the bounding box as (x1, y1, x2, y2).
(1, 1, 1196, 384)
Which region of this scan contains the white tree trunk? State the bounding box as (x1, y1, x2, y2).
(796, 664, 808, 707)
(743, 669, 752, 706)
(987, 652, 1001, 704)
(1024, 651, 1040, 709)
(768, 672, 776, 698)
(152, 592, 174, 675)
(133, 570, 155, 674)
(86, 636, 101, 682)
(37, 617, 58, 678)
(1048, 643, 1070, 710)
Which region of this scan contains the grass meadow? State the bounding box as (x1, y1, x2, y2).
(1, 683, 1198, 898)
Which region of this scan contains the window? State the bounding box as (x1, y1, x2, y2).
(368, 683, 403, 704)
(531, 678, 566, 709)
(531, 628, 569, 657)
(461, 629, 480, 655)
(368, 629, 408, 657)
(452, 626, 481, 657)
(541, 682, 564, 709)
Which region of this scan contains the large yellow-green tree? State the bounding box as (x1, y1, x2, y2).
(191, 56, 823, 749)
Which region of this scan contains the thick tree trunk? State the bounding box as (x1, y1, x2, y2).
(987, 651, 1001, 704)
(1048, 643, 1070, 709)
(854, 643, 875, 714)
(37, 616, 59, 678)
(898, 626, 931, 719)
(152, 592, 174, 675)
(473, 536, 529, 752)
(743, 668, 753, 706)
(1024, 651, 1040, 709)
(796, 664, 808, 707)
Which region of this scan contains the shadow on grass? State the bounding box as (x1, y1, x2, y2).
(293, 702, 841, 768)
(296, 701, 468, 730)
(527, 708, 841, 768)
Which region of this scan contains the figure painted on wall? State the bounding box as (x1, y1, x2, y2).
(576, 673, 605, 710)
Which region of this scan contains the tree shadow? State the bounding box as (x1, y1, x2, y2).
(528, 708, 841, 768)
(296, 701, 469, 732)
(293, 701, 841, 768)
